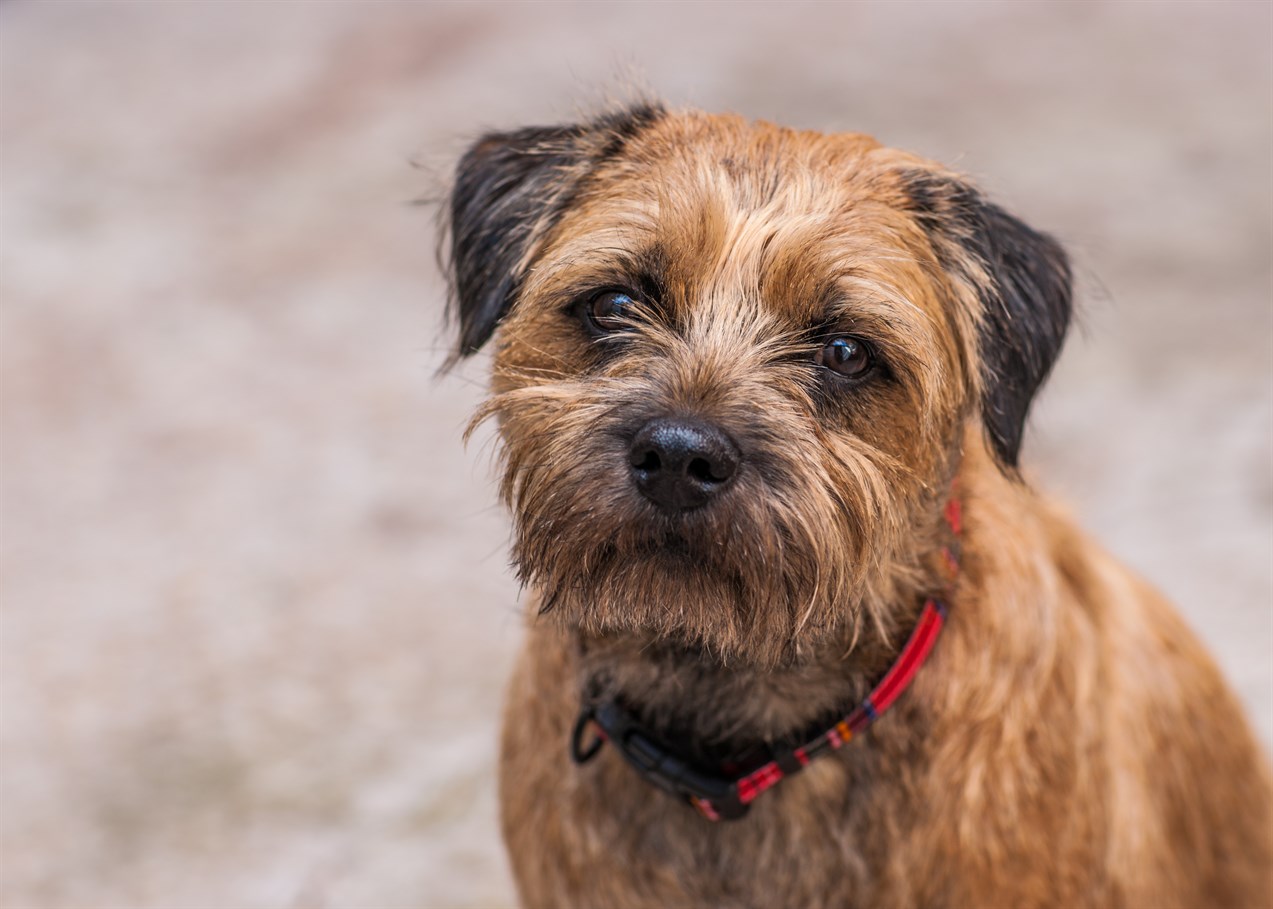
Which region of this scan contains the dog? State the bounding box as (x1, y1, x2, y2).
(442, 103, 1272, 908)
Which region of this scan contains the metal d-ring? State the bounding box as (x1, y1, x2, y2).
(570, 706, 605, 764)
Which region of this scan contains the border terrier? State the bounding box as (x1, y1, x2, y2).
(443, 103, 1272, 907)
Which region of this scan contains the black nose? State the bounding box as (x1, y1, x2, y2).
(628, 417, 741, 512)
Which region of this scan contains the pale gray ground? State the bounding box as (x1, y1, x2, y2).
(1, 2, 1270, 907)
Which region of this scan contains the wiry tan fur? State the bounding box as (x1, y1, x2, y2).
(447, 109, 1273, 908)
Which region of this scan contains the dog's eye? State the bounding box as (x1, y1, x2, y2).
(817, 336, 873, 378)
(585, 290, 638, 333)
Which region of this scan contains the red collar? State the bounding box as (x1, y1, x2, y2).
(570, 496, 963, 822)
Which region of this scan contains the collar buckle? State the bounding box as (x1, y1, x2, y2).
(572, 701, 750, 820)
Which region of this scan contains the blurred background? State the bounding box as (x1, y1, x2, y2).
(1, 2, 1269, 907)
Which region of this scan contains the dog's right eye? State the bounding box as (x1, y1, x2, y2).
(582, 290, 639, 335)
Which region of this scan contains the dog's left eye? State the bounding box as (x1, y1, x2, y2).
(584, 290, 638, 334)
(817, 336, 874, 378)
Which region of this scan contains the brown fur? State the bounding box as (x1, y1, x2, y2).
(444, 107, 1273, 907)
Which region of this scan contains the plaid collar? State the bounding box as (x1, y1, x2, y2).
(570, 496, 963, 822)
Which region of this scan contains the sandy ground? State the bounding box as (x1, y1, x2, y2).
(1, 2, 1269, 907)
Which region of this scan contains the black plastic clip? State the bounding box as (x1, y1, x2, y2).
(573, 699, 752, 821)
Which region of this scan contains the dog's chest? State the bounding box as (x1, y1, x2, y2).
(498, 633, 936, 909)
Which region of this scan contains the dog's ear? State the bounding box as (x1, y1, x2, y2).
(445, 103, 664, 360)
(902, 172, 1073, 469)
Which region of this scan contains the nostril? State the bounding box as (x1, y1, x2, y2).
(687, 457, 717, 485)
(632, 449, 661, 473)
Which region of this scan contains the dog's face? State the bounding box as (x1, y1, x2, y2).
(447, 106, 1071, 668)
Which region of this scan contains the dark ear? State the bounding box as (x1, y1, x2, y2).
(445, 103, 664, 359)
(903, 173, 1073, 468)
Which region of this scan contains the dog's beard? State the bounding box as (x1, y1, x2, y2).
(481, 384, 921, 669)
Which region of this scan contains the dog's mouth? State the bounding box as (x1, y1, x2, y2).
(632, 531, 696, 561)
(567, 525, 738, 591)
(518, 495, 856, 670)
(627, 522, 749, 577)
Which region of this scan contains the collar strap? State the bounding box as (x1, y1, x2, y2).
(570, 495, 963, 822)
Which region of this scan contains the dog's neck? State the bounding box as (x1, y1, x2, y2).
(570, 485, 964, 764)
(573, 595, 928, 759)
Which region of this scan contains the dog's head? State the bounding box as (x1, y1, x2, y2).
(445, 105, 1071, 667)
